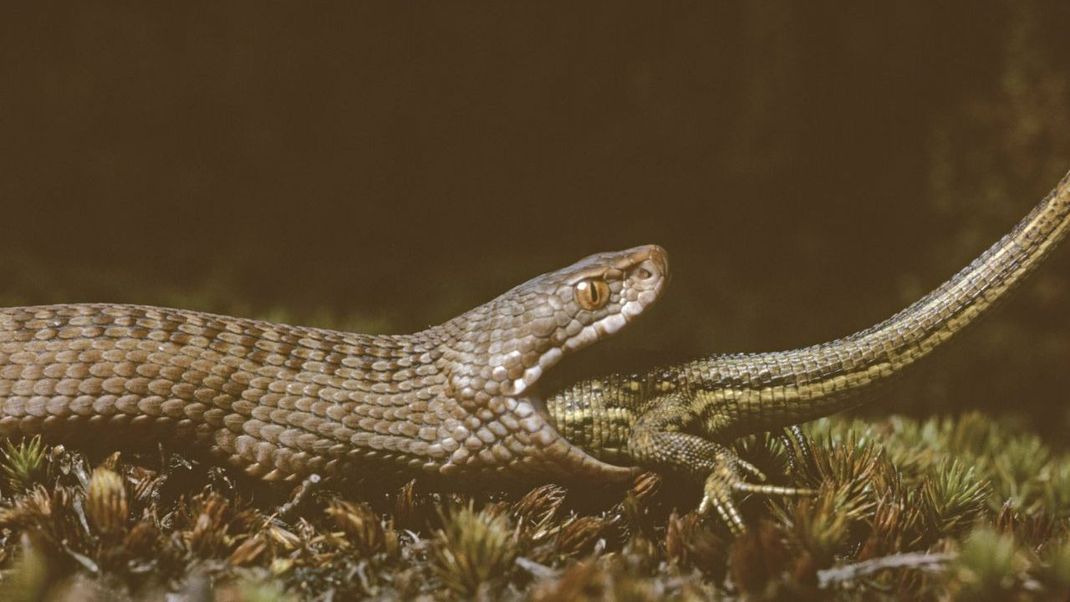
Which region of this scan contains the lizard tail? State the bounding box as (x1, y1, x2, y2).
(692, 169, 1070, 435)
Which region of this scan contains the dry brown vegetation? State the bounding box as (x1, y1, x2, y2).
(1, 413, 1069, 600)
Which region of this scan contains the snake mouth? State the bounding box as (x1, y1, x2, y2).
(517, 387, 641, 480)
(491, 246, 666, 480)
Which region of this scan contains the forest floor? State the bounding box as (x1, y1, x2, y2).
(0, 412, 1068, 600)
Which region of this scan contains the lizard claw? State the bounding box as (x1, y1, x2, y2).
(778, 425, 815, 475)
(698, 449, 816, 535)
(699, 477, 747, 535)
(699, 458, 749, 535)
(732, 481, 816, 497)
(734, 457, 768, 482)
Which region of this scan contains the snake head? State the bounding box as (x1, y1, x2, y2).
(442, 244, 669, 407)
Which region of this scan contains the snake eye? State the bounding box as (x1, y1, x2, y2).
(575, 278, 611, 310)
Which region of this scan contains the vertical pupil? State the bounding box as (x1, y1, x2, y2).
(576, 279, 607, 309)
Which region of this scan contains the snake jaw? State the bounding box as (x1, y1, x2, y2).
(444, 245, 669, 404)
(430, 245, 668, 478)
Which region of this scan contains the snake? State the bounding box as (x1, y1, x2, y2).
(0, 245, 668, 486)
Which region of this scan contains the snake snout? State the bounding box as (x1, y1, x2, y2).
(637, 244, 669, 282)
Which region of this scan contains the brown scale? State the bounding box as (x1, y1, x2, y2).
(0, 246, 669, 487)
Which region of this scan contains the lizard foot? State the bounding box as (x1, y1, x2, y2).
(778, 425, 815, 475)
(698, 448, 816, 535)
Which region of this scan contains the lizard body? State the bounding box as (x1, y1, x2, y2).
(546, 170, 1070, 532)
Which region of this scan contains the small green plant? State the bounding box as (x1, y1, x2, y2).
(919, 459, 989, 542)
(948, 527, 1028, 601)
(430, 503, 518, 598)
(324, 499, 398, 558)
(1, 436, 48, 493)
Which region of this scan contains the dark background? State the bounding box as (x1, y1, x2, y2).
(2, 3, 1068, 435)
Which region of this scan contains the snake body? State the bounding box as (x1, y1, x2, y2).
(0, 246, 668, 485)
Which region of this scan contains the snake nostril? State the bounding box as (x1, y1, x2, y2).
(641, 246, 669, 280)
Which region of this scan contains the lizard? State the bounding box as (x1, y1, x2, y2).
(545, 169, 1070, 534)
(0, 245, 668, 488)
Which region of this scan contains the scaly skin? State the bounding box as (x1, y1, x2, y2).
(0, 246, 668, 487)
(547, 170, 1070, 533)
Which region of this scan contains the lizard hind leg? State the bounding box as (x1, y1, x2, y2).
(624, 393, 814, 535)
(700, 443, 816, 535)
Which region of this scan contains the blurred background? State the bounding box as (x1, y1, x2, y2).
(1, 3, 1068, 436)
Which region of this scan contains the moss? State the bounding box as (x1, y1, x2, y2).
(0, 413, 1069, 599)
(1, 436, 49, 494)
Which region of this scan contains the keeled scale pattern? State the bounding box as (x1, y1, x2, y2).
(0, 245, 668, 485)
